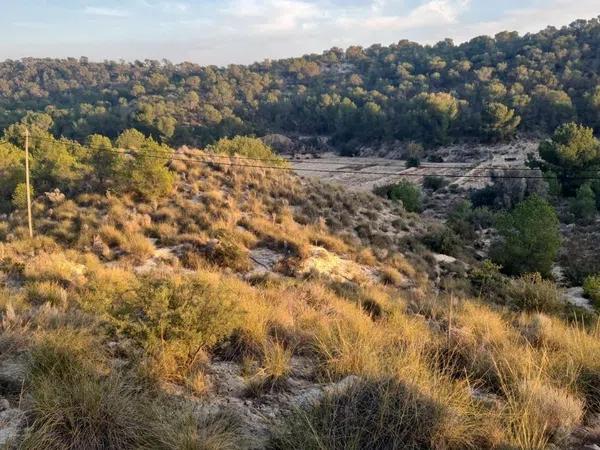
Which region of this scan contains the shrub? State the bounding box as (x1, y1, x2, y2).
(570, 183, 597, 221)
(379, 266, 406, 288)
(0, 142, 25, 213)
(421, 225, 461, 256)
(210, 136, 287, 166)
(24, 252, 86, 286)
(470, 260, 508, 301)
(538, 122, 600, 195)
(120, 232, 155, 260)
(505, 378, 584, 448)
(491, 195, 560, 276)
(423, 175, 447, 191)
(405, 156, 421, 168)
(375, 181, 422, 213)
(203, 229, 251, 271)
(561, 232, 600, 284)
(110, 273, 242, 381)
(270, 377, 489, 450)
(22, 331, 236, 450)
(470, 185, 497, 208)
(120, 139, 176, 202)
(22, 372, 168, 450)
(583, 274, 600, 306)
(161, 411, 245, 450)
(12, 182, 33, 210)
(508, 273, 563, 313)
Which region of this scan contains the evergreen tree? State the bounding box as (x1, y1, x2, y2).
(570, 183, 597, 222)
(122, 138, 175, 202)
(481, 102, 521, 142)
(539, 123, 600, 194)
(491, 195, 560, 277)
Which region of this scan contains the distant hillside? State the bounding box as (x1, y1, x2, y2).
(1, 17, 600, 149)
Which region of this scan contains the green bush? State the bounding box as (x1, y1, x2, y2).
(583, 275, 600, 306)
(126, 148, 175, 201)
(421, 225, 462, 256)
(423, 176, 448, 191)
(405, 157, 421, 168)
(116, 133, 176, 201)
(538, 122, 600, 195)
(210, 136, 286, 166)
(375, 180, 422, 213)
(12, 182, 33, 210)
(491, 195, 560, 276)
(470, 260, 508, 301)
(470, 185, 497, 208)
(110, 274, 243, 368)
(0, 142, 25, 213)
(570, 183, 597, 221)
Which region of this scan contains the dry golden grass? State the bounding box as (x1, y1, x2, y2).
(26, 281, 68, 307)
(0, 149, 598, 449)
(245, 339, 292, 395)
(120, 231, 155, 260)
(24, 252, 87, 286)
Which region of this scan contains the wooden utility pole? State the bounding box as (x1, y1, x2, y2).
(24, 127, 33, 239)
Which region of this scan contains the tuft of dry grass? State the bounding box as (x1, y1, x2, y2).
(120, 231, 156, 260)
(245, 339, 292, 395)
(270, 376, 496, 450)
(26, 281, 68, 307)
(23, 252, 87, 286)
(508, 273, 564, 313)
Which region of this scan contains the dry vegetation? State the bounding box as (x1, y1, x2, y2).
(0, 149, 599, 449)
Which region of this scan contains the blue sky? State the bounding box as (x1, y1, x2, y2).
(1, 0, 598, 65)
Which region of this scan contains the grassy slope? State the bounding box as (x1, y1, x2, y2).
(0, 150, 599, 449)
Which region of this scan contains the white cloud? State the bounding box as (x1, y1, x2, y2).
(83, 7, 130, 18)
(5, 0, 600, 66)
(338, 0, 470, 31)
(222, 0, 321, 33)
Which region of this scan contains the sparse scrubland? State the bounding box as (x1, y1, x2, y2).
(1, 14, 600, 445)
(0, 128, 599, 449)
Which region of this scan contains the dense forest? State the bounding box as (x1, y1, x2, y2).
(2, 18, 600, 150)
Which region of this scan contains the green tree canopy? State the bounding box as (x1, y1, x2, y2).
(491, 195, 560, 277)
(538, 123, 600, 194)
(116, 129, 147, 150)
(210, 136, 286, 166)
(122, 138, 175, 202)
(87, 134, 122, 188)
(0, 143, 25, 212)
(570, 183, 597, 222)
(481, 102, 521, 142)
(408, 92, 459, 146)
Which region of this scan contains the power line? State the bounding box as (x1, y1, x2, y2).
(121, 149, 600, 180)
(7, 133, 553, 170)
(10, 133, 600, 180)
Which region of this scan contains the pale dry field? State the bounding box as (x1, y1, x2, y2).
(291, 140, 538, 191)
